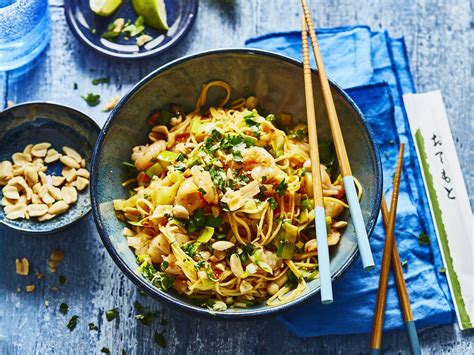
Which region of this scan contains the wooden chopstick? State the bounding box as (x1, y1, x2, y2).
(380, 194, 421, 355)
(300, 0, 374, 270)
(370, 143, 405, 354)
(301, 17, 333, 304)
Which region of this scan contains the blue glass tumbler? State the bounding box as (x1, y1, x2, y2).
(0, 0, 50, 71)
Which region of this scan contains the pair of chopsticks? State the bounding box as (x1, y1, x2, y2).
(300, 0, 374, 304)
(300, 4, 420, 352)
(370, 144, 421, 355)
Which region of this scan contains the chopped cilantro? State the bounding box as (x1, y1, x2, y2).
(105, 308, 119, 322)
(139, 261, 175, 292)
(198, 187, 207, 195)
(154, 331, 166, 348)
(135, 310, 159, 326)
(67, 315, 79, 331)
(205, 215, 223, 228)
(122, 16, 145, 37)
(267, 197, 278, 210)
(319, 140, 336, 175)
(59, 275, 66, 285)
(88, 322, 99, 331)
(92, 77, 110, 85)
(266, 114, 276, 121)
(295, 129, 306, 141)
(81, 93, 100, 106)
(122, 161, 136, 170)
(133, 301, 144, 311)
(59, 303, 68, 315)
(195, 260, 205, 269)
(209, 166, 226, 191)
(186, 208, 206, 234)
(418, 233, 431, 246)
(275, 179, 288, 196)
(100, 347, 111, 354)
(160, 261, 169, 271)
(244, 112, 259, 127)
(401, 259, 408, 271)
(176, 153, 185, 162)
(101, 31, 120, 39)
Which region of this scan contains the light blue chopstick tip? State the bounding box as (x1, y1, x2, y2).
(314, 207, 333, 304)
(406, 320, 421, 355)
(342, 175, 375, 270)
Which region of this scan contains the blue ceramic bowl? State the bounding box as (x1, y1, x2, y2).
(0, 102, 100, 234)
(64, 0, 198, 60)
(91, 49, 382, 318)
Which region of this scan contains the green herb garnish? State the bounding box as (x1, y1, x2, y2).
(267, 197, 278, 210)
(135, 310, 159, 326)
(418, 233, 431, 246)
(154, 331, 166, 348)
(100, 347, 111, 354)
(139, 261, 175, 292)
(105, 308, 119, 321)
(92, 77, 110, 85)
(439, 267, 446, 275)
(88, 322, 99, 331)
(101, 31, 120, 39)
(401, 260, 408, 270)
(122, 16, 145, 37)
(81, 93, 101, 106)
(198, 187, 207, 195)
(67, 315, 79, 331)
(133, 301, 144, 311)
(59, 303, 68, 315)
(73, 82, 78, 90)
(275, 179, 288, 196)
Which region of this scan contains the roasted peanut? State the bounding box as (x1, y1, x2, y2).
(12, 153, 31, 166)
(23, 165, 39, 185)
(2, 185, 19, 200)
(27, 203, 48, 217)
(44, 148, 61, 163)
(62, 167, 77, 182)
(74, 176, 89, 191)
(31, 142, 51, 157)
(4, 203, 27, 220)
(61, 186, 77, 204)
(38, 213, 55, 222)
(47, 185, 62, 200)
(60, 155, 80, 169)
(51, 176, 65, 187)
(62, 146, 82, 163)
(0, 161, 13, 181)
(76, 168, 90, 179)
(23, 144, 33, 155)
(48, 200, 69, 215)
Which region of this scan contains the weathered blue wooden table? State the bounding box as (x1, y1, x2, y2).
(1, 1, 473, 353)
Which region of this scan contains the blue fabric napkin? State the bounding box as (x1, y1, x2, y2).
(246, 26, 455, 337)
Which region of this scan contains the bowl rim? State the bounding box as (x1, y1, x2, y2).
(91, 48, 383, 319)
(64, 0, 199, 61)
(0, 101, 100, 235)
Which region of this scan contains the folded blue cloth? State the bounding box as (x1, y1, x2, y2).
(246, 26, 455, 337)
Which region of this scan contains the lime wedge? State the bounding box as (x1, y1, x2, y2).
(89, 0, 123, 17)
(132, 0, 169, 31)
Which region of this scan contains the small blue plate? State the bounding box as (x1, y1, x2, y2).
(0, 102, 100, 234)
(64, 0, 198, 60)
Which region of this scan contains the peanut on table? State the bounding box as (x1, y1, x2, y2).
(0, 143, 90, 221)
